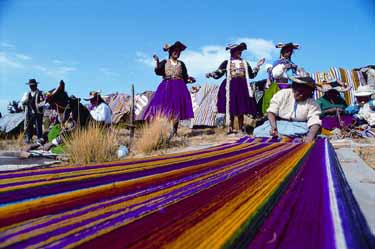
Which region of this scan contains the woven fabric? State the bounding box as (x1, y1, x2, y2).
(0, 138, 372, 249)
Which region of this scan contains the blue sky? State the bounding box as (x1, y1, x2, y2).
(0, 0, 374, 114)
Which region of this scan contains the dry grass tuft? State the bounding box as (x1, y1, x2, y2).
(63, 123, 120, 165)
(133, 115, 173, 154)
(16, 131, 24, 148)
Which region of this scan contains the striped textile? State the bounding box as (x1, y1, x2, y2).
(312, 67, 367, 104)
(0, 138, 373, 249)
(191, 83, 220, 127)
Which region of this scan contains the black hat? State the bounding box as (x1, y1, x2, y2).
(163, 41, 187, 52)
(26, 79, 39, 85)
(276, 42, 300, 50)
(226, 42, 247, 51)
(84, 91, 101, 101)
(290, 76, 316, 89)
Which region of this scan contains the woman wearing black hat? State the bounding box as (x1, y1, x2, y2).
(206, 42, 265, 134)
(21, 79, 45, 144)
(316, 80, 353, 130)
(254, 76, 321, 142)
(142, 41, 196, 135)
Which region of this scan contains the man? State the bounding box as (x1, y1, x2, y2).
(21, 79, 45, 144)
(85, 91, 112, 125)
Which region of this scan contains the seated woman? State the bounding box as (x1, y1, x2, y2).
(349, 85, 375, 126)
(316, 80, 353, 130)
(84, 91, 112, 125)
(253, 76, 321, 142)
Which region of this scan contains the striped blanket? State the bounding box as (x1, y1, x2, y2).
(0, 138, 373, 248)
(190, 83, 219, 127)
(312, 67, 367, 104)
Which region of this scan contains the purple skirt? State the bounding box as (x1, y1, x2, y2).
(142, 79, 194, 121)
(321, 115, 354, 130)
(217, 77, 257, 116)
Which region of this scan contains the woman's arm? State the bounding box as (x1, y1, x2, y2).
(267, 112, 278, 137)
(154, 58, 166, 76)
(304, 124, 321, 143)
(206, 61, 227, 79)
(180, 61, 195, 83)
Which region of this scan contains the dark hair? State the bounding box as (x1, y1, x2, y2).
(168, 47, 181, 58)
(280, 46, 293, 59)
(291, 82, 315, 98)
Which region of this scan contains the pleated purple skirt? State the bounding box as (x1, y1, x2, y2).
(217, 77, 257, 116)
(321, 115, 354, 130)
(142, 79, 194, 121)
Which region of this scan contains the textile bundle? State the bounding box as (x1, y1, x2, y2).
(0, 138, 373, 249)
(312, 67, 367, 104)
(190, 83, 220, 127)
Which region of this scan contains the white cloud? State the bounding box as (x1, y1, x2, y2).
(1, 42, 15, 49)
(135, 52, 154, 67)
(56, 66, 76, 74)
(34, 64, 76, 78)
(235, 38, 278, 60)
(0, 52, 23, 68)
(100, 67, 120, 77)
(15, 53, 32, 60)
(34, 65, 48, 72)
(136, 38, 278, 78)
(52, 59, 63, 64)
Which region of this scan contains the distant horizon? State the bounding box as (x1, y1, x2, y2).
(1, 0, 374, 115)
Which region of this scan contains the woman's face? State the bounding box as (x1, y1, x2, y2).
(170, 48, 181, 60)
(293, 85, 314, 102)
(356, 95, 371, 104)
(231, 49, 242, 59)
(326, 90, 341, 102)
(281, 48, 293, 59)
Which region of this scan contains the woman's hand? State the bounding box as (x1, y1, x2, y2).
(269, 127, 278, 137)
(302, 136, 314, 143)
(187, 76, 196, 83)
(153, 54, 159, 62)
(257, 58, 266, 67)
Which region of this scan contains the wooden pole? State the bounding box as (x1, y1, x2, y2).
(130, 84, 135, 138)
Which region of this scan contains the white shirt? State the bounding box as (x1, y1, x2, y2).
(267, 89, 322, 127)
(357, 103, 375, 126)
(90, 102, 112, 124)
(272, 64, 287, 79)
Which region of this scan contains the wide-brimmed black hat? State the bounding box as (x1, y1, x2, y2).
(163, 41, 187, 52)
(290, 76, 316, 89)
(276, 42, 300, 50)
(226, 42, 247, 51)
(26, 79, 39, 85)
(84, 91, 101, 101)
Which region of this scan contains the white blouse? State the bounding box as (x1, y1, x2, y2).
(90, 103, 112, 124)
(267, 89, 322, 127)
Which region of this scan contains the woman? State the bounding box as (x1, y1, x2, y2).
(316, 80, 353, 130)
(262, 42, 300, 113)
(84, 91, 112, 125)
(254, 76, 321, 143)
(142, 41, 195, 135)
(349, 85, 375, 126)
(206, 42, 265, 134)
